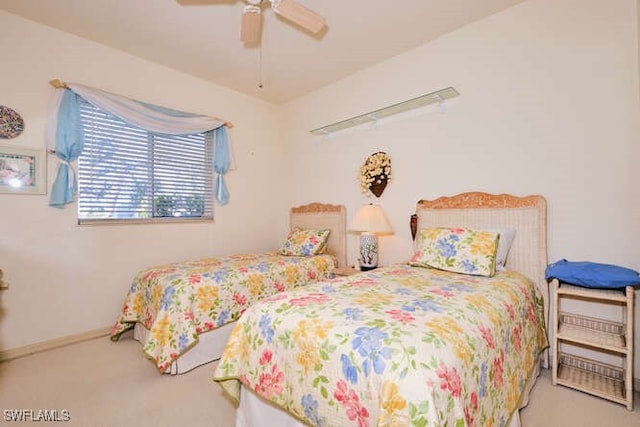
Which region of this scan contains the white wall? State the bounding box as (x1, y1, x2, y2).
(282, 0, 640, 377)
(0, 10, 287, 351)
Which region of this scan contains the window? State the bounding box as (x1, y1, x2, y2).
(77, 99, 214, 223)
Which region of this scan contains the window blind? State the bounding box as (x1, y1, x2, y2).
(77, 99, 214, 223)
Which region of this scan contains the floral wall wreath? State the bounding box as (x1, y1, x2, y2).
(359, 151, 392, 197)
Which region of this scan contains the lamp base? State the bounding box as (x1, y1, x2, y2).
(359, 232, 378, 271)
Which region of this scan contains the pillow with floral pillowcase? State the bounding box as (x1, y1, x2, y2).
(411, 227, 515, 271)
(278, 227, 331, 257)
(410, 227, 500, 277)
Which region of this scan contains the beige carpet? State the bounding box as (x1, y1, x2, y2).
(1, 336, 638, 427)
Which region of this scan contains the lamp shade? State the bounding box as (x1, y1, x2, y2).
(348, 204, 393, 234)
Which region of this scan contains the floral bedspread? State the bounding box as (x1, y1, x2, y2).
(110, 252, 336, 372)
(213, 264, 548, 426)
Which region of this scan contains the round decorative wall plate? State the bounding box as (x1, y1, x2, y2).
(0, 106, 25, 139)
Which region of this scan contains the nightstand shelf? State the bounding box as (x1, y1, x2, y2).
(556, 313, 628, 352)
(556, 353, 627, 405)
(551, 279, 634, 410)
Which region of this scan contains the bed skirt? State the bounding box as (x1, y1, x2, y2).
(236, 361, 543, 427)
(133, 322, 235, 375)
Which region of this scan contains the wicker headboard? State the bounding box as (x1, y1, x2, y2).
(290, 203, 347, 268)
(412, 192, 548, 364)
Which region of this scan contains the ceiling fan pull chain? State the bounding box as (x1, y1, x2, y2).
(258, 41, 264, 89)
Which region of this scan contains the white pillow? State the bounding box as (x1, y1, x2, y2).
(484, 228, 516, 271)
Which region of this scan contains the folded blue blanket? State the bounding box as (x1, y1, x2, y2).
(545, 259, 640, 289)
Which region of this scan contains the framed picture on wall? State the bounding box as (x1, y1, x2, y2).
(0, 145, 46, 194)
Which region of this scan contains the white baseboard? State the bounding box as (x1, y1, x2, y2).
(0, 326, 111, 362)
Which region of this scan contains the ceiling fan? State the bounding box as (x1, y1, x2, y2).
(239, 0, 326, 44)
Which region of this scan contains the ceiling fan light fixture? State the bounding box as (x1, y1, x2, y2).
(269, 0, 326, 34)
(240, 5, 262, 44)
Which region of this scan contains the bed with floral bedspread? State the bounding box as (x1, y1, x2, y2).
(111, 252, 336, 372)
(213, 264, 548, 426)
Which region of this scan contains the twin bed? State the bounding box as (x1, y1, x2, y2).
(110, 202, 347, 374)
(212, 192, 550, 427)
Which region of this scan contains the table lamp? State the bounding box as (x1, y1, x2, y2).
(348, 203, 393, 271)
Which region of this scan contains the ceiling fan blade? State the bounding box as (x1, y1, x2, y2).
(270, 0, 326, 34)
(240, 5, 262, 44)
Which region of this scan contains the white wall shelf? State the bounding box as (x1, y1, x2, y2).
(309, 86, 459, 136)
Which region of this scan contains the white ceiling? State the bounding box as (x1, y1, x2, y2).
(0, 0, 526, 104)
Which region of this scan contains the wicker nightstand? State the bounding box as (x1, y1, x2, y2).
(333, 266, 360, 277)
(550, 279, 634, 410)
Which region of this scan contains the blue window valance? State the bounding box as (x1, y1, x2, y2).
(46, 82, 233, 208)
